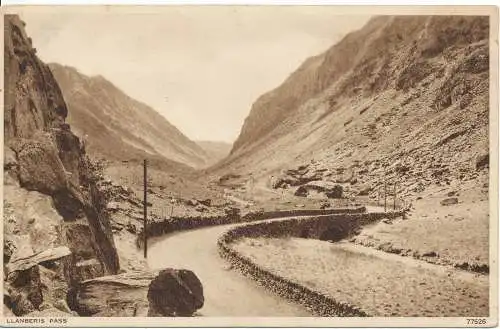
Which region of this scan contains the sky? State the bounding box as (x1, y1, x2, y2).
(16, 6, 370, 143)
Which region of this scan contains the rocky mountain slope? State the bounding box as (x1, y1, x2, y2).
(4, 15, 120, 316)
(215, 15, 489, 194)
(48, 63, 211, 169)
(211, 15, 490, 272)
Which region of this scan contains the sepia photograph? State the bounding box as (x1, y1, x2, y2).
(0, 4, 498, 327)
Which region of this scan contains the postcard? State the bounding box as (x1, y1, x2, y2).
(1, 4, 498, 327)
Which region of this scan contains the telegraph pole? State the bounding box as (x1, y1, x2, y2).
(143, 159, 148, 258)
(384, 175, 387, 213)
(393, 181, 397, 210)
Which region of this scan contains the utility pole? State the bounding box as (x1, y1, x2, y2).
(384, 174, 387, 213)
(377, 186, 381, 206)
(143, 159, 148, 259)
(393, 181, 397, 210)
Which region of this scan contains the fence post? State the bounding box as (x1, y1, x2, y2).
(143, 159, 148, 259)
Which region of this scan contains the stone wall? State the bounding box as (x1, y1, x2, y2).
(217, 211, 402, 316)
(137, 207, 367, 248)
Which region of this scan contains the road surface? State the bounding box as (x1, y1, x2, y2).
(147, 223, 310, 316)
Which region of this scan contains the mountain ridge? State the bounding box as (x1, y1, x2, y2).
(49, 63, 213, 169)
(216, 15, 489, 184)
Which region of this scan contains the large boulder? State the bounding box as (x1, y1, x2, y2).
(12, 136, 68, 195)
(294, 185, 308, 197)
(68, 271, 156, 316)
(476, 153, 489, 170)
(293, 181, 343, 199)
(325, 185, 343, 199)
(147, 269, 204, 317)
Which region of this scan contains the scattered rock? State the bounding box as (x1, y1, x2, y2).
(185, 199, 199, 207)
(106, 201, 120, 212)
(23, 307, 75, 317)
(382, 218, 393, 224)
(198, 199, 211, 207)
(53, 299, 74, 314)
(4, 147, 18, 171)
(357, 186, 372, 196)
(6, 266, 43, 316)
(320, 201, 330, 209)
(73, 259, 104, 283)
(294, 186, 308, 197)
(195, 205, 207, 213)
(147, 269, 204, 317)
(126, 222, 138, 234)
(6, 246, 71, 275)
(293, 181, 343, 199)
(224, 207, 240, 218)
(475, 153, 489, 170)
(440, 197, 459, 206)
(4, 237, 17, 263)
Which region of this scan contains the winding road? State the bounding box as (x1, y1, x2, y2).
(147, 223, 311, 316)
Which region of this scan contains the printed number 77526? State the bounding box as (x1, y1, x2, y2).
(466, 318, 487, 325)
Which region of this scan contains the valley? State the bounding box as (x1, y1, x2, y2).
(2, 12, 493, 320)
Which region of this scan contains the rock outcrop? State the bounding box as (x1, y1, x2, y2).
(68, 271, 156, 317)
(68, 269, 204, 317)
(4, 15, 120, 316)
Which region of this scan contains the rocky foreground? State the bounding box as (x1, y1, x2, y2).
(3, 15, 207, 318)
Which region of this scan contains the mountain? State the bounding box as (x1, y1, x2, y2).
(215, 15, 489, 193)
(196, 140, 232, 166)
(48, 63, 210, 169)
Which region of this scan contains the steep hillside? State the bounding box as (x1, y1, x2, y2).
(4, 15, 119, 316)
(211, 15, 490, 272)
(196, 140, 232, 166)
(217, 15, 489, 188)
(49, 63, 210, 169)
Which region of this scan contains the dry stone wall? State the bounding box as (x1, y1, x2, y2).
(217, 211, 402, 316)
(137, 207, 367, 247)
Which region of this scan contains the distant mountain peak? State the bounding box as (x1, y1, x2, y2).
(49, 64, 213, 168)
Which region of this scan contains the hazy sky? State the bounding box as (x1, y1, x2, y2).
(17, 7, 370, 143)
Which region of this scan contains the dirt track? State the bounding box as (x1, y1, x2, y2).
(147, 223, 310, 316)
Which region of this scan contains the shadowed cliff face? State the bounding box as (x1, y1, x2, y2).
(4, 14, 120, 316)
(229, 16, 489, 158)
